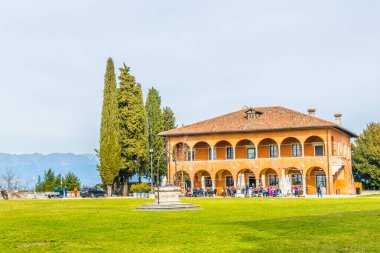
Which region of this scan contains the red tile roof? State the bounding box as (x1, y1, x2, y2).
(159, 106, 357, 137)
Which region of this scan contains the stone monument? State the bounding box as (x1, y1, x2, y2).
(137, 185, 200, 211)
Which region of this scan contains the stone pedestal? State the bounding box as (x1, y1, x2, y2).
(137, 186, 200, 211)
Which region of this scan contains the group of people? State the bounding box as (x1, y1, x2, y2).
(187, 187, 217, 197)
(184, 184, 306, 198)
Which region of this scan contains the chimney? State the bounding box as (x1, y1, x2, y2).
(334, 113, 342, 125)
(307, 108, 316, 116)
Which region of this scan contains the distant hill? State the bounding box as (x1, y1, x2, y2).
(0, 153, 100, 187)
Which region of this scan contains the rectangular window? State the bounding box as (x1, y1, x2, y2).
(316, 175, 326, 187)
(208, 148, 212, 160)
(205, 176, 212, 187)
(292, 174, 302, 186)
(186, 151, 193, 161)
(226, 147, 234, 159)
(247, 148, 256, 159)
(226, 176, 234, 187)
(269, 144, 278, 158)
(314, 145, 324, 156)
(269, 175, 278, 186)
(292, 143, 301, 157)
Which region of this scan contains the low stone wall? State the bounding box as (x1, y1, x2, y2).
(362, 190, 380, 195)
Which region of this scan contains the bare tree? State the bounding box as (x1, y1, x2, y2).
(1, 167, 21, 190)
(173, 135, 191, 188)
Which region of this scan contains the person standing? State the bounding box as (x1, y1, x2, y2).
(317, 185, 322, 197)
(74, 187, 78, 198)
(64, 186, 68, 198)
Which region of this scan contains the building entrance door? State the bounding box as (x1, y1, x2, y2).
(316, 175, 326, 188)
(226, 176, 234, 187)
(248, 177, 256, 187)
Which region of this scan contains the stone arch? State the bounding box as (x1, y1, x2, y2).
(214, 169, 234, 193)
(214, 140, 234, 160)
(280, 137, 302, 157)
(192, 141, 211, 161)
(174, 170, 191, 188)
(259, 168, 279, 188)
(173, 142, 191, 161)
(193, 170, 212, 189)
(285, 167, 303, 187)
(258, 138, 278, 158)
(306, 166, 327, 194)
(236, 169, 257, 188)
(235, 139, 256, 159)
(304, 136, 325, 157)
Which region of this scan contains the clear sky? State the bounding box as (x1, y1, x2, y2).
(0, 1, 379, 154)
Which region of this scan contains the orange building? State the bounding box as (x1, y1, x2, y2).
(159, 106, 357, 196)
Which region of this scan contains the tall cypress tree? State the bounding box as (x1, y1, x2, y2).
(118, 64, 148, 195)
(98, 58, 122, 196)
(135, 83, 149, 182)
(162, 106, 177, 183)
(163, 106, 176, 131)
(146, 87, 166, 179)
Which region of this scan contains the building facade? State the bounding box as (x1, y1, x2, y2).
(159, 106, 357, 195)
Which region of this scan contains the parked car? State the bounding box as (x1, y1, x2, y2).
(80, 187, 107, 198)
(45, 187, 63, 198)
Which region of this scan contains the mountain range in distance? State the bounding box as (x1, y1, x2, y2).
(0, 152, 100, 187)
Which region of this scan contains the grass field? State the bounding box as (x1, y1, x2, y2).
(1, 197, 379, 253)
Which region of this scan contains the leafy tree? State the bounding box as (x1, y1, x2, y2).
(98, 58, 123, 196)
(163, 106, 176, 131)
(36, 175, 42, 190)
(44, 168, 57, 191)
(352, 122, 380, 190)
(63, 172, 81, 191)
(35, 169, 81, 192)
(118, 64, 149, 195)
(35, 169, 59, 191)
(146, 87, 166, 178)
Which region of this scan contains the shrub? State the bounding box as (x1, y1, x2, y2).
(130, 183, 150, 193)
(130, 184, 140, 193)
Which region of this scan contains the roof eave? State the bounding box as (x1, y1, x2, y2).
(159, 126, 344, 137)
(333, 126, 358, 138)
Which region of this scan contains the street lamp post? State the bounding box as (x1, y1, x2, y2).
(150, 147, 154, 196)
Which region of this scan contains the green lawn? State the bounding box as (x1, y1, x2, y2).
(1, 198, 379, 253)
(359, 194, 380, 197)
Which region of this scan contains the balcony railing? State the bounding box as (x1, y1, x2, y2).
(173, 155, 328, 163)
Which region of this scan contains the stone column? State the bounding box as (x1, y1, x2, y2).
(261, 174, 266, 187)
(255, 178, 260, 187)
(301, 143, 305, 157)
(328, 175, 334, 195)
(280, 169, 285, 193)
(212, 179, 216, 189)
(191, 179, 194, 189)
(302, 177, 306, 195)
